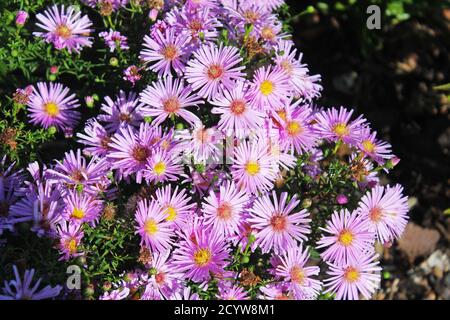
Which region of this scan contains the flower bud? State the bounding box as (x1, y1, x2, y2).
(336, 194, 348, 205)
(50, 66, 59, 74)
(109, 57, 119, 67)
(15, 11, 28, 26)
(85, 96, 95, 108)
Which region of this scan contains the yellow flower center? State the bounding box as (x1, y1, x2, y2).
(344, 267, 360, 282)
(66, 238, 77, 254)
(338, 230, 354, 246)
(193, 248, 212, 267)
(362, 140, 375, 153)
(164, 205, 177, 221)
(333, 123, 349, 137)
(245, 161, 260, 176)
(287, 121, 303, 136)
(290, 266, 305, 285)
(153, 161, 166, 176)
(56, 24, 72, 39)
(71, 208, 85, 220)
(261, 26, 275, 41)
(260, 80, 274, 96)
(44, 102, 60, 117)
(144, 219, 158, 235)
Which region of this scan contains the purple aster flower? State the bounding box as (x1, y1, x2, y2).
(107, 123, 160, 183)
(100, 287, 130, 300)
(0, 265, 62, 300)
(171, 287, 200, 300)
(168, 7, 222, 49)
(185, 43, 245, 100)
(144, 148, 183, 183)
(141, 251, 183, 300)
(135, 198, 174, 254)
(275, 246, 322, 300)
(247, 65, 291, 111)
(171, 226, 230, 282)
(176, 123, 222, 163)
(77, 118, 112, 157)
(98, 91, 142, 133)
(356, 184, 409, 244)
(248, 191, 311, 254)
(123, 65, 142, 86)
(210, 81, 265, 138)
(258, 282, 293, 300)
(316, 209, 375, 265)
(0, 156, 25, 225)
(62, 190, 103, 226)
(231, 139, 277, 194)
(47, 149, 109, 195)
(55, 221, 84, 261)
(274, 40, 322, 101)
(314, 107, 367, 147)
(9, 173, 63, 237)
(139, 76, 203, 126)
(217, 283, 248, 300)
(202, 181, 249, 237)
(324, 252, 381, 300)
(27, 82, 80, 132)
(34, 5, 93, 53)
(358, 128, 393, 165)
(140, 28, 191, 77)
(99, 29, 129, 52)
(153, 185, 195, 229)
(273, 101, 318, 154)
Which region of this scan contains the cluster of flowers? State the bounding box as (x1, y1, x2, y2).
(1, 0, 409, 300)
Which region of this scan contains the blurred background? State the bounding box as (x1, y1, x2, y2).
(286, 0, 450, 299)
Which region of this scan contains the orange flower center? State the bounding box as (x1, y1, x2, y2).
(56, 24, 72, 39)
(207, 64, 224, 80)
(217, 202, 232, 220)
(230, 100, 246, 115)
(163, 97, 180, 113)
(163, 44, 178, 60)
(270, 214, 287, 232)
(132, 146, 149, 162)
(369, 206, 384, 222)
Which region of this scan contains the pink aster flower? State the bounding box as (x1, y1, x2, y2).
(98, 91, 142, 133)
(248, 191, 311, 254)
(324, 253, 381, 300)
(358, 128, 393, 165)
(139, 76, 203, 126)
(15, 11, 28, 26)
(99, 29, 129, 52)
(100, 287, 130, 300)
(140, 28, 191, 77)
(258, 282, 293, 300)
(62, 190, 103, 226)
(247, 65, 291, 111)
(217, 283, 248, 300)
(153, 185, 195, 229)
(210, 81, 265, 138)
(202, 181, 249, 237)
(27, 82, 80, 132)
(34, 5, 93, 53)
(356, 184, 409, 244)
(47, 149, 108, 195)
(185, 43, 245, 100)
(107, 123, 160, 183)
(171, 287, 200, 300)
(176, 123, 222, 163)
(275, 246, 322, 300)
(171, 226, 230, 282)
(0, 265, 62, 300)
(316, 209, 375, 265)
(272, 101, 318, 154)
(77, 118, 112, 157)
(274, 40, 322, 101)
(144, 148, 183, 183)
(314, 107, 367, 146)
(55, 221, 84, 261)
(135, 198, 174, 254)
(231, 139, 277, 194)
